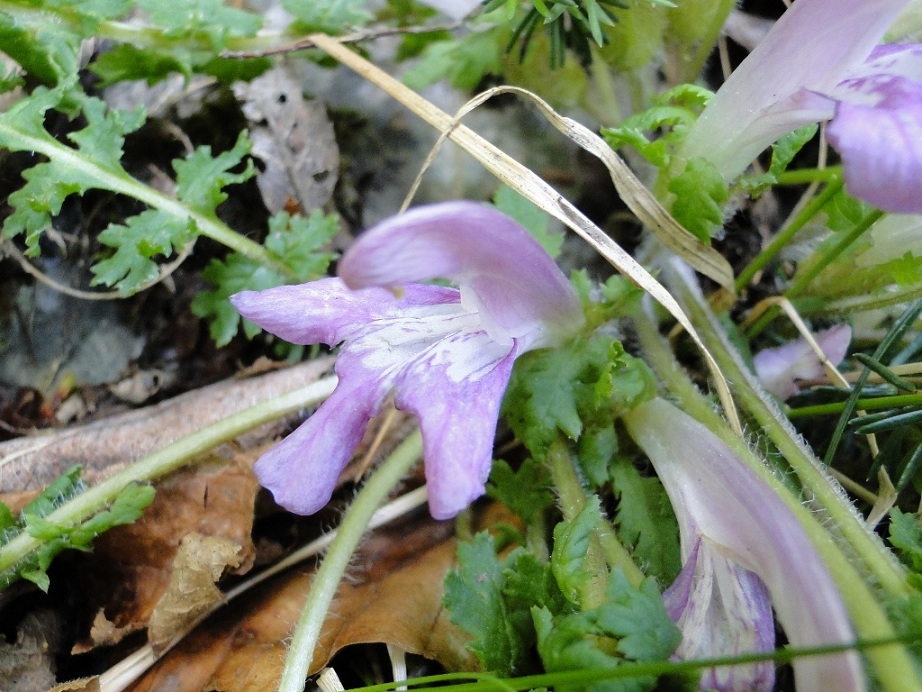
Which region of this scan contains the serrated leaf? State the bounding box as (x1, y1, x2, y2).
(551, 496, 602, 604)
(175, 130, 255, 213)
(494, 185, 563, 258)
(609, 459, 680, 584)
(504, 334, 639, 457)
(487, 458, 555, 523)
(91, 210, 194, 293)
(192, 210, 338, 346)
(667, 156, 728, 242)
(533, 607, 623, 692)
(22, 466, 84, 518)
(890, 508, 922, 573)
(768, 123, 818, 177)
(0, 12, 80, 84)
(503, 550, 570, 616)
(594, 570, 681, 661)
(0, 502, 14, 532)
(444, 532, 527, 675)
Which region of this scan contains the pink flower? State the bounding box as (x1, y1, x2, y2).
(232, 201, 583, 519)
(624, 398, 864, 692)
(753, 324, 851, 400)
(682, 0, 922, 212)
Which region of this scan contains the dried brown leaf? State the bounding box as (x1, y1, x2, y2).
(147, 533, 243, 652)
(129, 511, 480, 692)
(72, 449, 262, 652)
(234, 66, 339, 214)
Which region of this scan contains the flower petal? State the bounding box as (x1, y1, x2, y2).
(624, 398, 865, 692)
(254, 375, 386, 514)
(827, 80, 922, 212)
(753, 324, 852, 400)
(682, 0, 908, 181)
(393, 330, 517, 519)
(338, 201, 584, 350)
(231, 278, 460, 347)
(663, 540, 776, 692)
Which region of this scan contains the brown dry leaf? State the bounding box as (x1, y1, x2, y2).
(148, 533, 243, 651)
(72, 449, 262, 652)
(233, 65, 339, 214)
(129, 510, 483, 692)
(0, 357, 334, 497)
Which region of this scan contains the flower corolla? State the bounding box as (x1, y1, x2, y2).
(232, 201, 584, 520)
(623, 397, 864, 692)
(682, 0, 922, 212)
(753, 324, 852, 400)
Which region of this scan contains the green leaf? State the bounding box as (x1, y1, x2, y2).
(504, 549, 570, 616)
(532, 608, 623, 692)
(90, 44, 189, 86)
(137, 0, 262, 48)
(667, 156, 729, 242)
(22, 466, 84, 518)
(594, 570, 681, 661)
(890, 508, 922, 574)
(444, 532, 528, 675)
(0, 12, 80, 84)
(175, 130, 255, 213)
(488, 458, 555, 524)
(504, 334, 653, 459)
(494, 185, 563, 259)
(0, 502, 14, 532)
(768, 124, 818, 178)
(609, 459, 680, 584)
(91, 210, 194, 293)
(404, 29, 503, 91)
(191, 210, 339, 346)
(551, 496, 602, 605)
(282, 0, 373, 33)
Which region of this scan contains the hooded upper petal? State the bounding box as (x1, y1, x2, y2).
(623, 397, 865, 692)
(338, 201, 584, 350)
(682, 0, 908, 181)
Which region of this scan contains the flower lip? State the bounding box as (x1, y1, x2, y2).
(338, 201, 585, 350)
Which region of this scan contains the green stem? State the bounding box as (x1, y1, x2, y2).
(679, 0, 737, 84)
(0, 120, 289, 277)
(775, 165, 842, 185)
(545, 438, 645, 590)
(277, 430, 424, 692)
(786, 208, 886, 299)
(788, 394, 922, 419)
(734, 177, 843, 293)
(0, 376, 338, 576)
(669, 267, 909, 596)
(634, 310, 920, 692)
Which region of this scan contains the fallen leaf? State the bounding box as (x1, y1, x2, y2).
(71, 449, 262, 652)
(148, 533, 243, 652)
(234, 66, 339, 214)
(128, 508, 485, 691)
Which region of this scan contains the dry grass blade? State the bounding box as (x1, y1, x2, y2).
(308, 33, 741, 432)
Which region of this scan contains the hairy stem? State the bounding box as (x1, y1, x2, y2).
(277, 430, 424, 692)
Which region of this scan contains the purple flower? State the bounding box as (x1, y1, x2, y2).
(682, 0, 922, 212)
(624, 397, 865, 692)
(753, 324, 852, 400)
(232, 201, 584, 520)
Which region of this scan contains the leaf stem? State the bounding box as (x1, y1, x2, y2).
(276, 430, 424, 692)
(0, 376, 337, 578)
(0, 119, 289, 277)
(545, 437, 645, 589)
